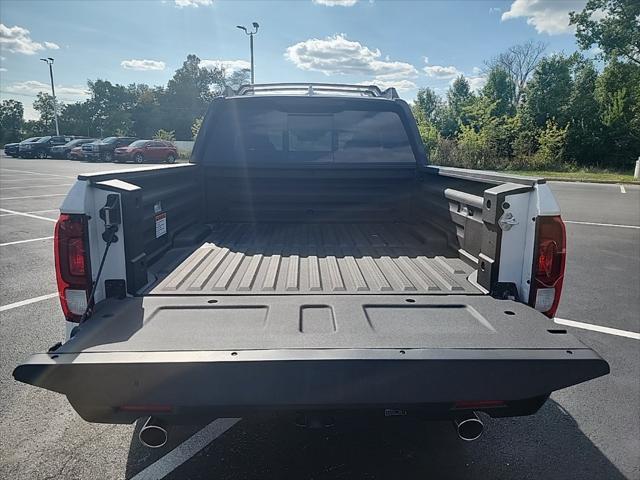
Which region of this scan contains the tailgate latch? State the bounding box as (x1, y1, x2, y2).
(498, 212, 518, 231)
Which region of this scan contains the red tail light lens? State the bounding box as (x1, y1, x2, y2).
(67, 238, 86, 276)
(529, 216, 566, 318)
(54, 214, 91, 322)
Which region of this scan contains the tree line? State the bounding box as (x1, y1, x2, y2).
(0, 54, 248, 144)
(412, 0, 639, 171)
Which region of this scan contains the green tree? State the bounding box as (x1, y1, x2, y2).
(443, 76, 474, 136)
(565, 60, 603, 165)
(447, 76, 472, 115)
(535, 119, 569, 168)
(570, 0, 640, 66)
(86, 79, 134, 136)
(129, 84, 165, 138)
(33, 92, 56, 132)
(595, 60, 640, 166)
(0, 99, 24, 144)
(163, 54, 225, 140)
(487, 40, 547, 106)
(59, 102, 93, 137)
(154, 129, 176, 141)
(220, 67, 250, 91)
(21, 120, 47, 138)
(482, 66, 516, 116)
(414, 87, 442, 124)
(522, 54, 574, 128)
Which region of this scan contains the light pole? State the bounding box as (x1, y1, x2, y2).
(236, 22, 259, 84)
(40, 57, 60, 135)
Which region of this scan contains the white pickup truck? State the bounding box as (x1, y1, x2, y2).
(14, 83, 608, 447)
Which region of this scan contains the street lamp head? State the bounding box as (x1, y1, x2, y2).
(236, 25, 247, 32)
(252, 22, 259, 30)
(48, 57, 54, 62)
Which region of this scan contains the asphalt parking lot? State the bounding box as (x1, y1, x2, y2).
(1, 155, 638, 480)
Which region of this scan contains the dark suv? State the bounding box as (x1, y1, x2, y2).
(19, 135, 74, 159)
(82, 136, 137, 162)
(4, 137, 41, 157)
(50, 138, 96, 159)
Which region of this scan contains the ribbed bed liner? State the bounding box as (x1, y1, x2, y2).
(150, 222, 481, 295)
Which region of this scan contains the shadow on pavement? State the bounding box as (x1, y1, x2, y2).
(125, 399, 624, 479)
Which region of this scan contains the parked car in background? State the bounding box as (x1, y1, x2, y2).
(5, 137, 42, 157)
(68, 145, 86, 161)
(19, 135, 75, 159)
(114, 139, 178, 164)
(50, 138, 96, 159)
(82, 136, 137, 162)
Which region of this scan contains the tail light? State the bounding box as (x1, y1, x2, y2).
(54, 214, 91, 322)
(529, 215, 566, 318)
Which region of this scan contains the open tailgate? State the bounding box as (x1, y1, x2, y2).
(14, 295, 609, 423)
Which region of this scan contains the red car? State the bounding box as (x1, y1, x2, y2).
(113, 139, 178, 164)
(68, 146, 85, 161)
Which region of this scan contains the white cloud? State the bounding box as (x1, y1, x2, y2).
(3, 80, 89, 100)
(201, 59, 250, 74)
(0, 23, 60, 55)
(285, 34, 417, 91)
(0, 67, 7, 72)
(501, 0, 586, 35)
(359, 79, 416, 91)
(467, 75, 487, 92)
(312, 0, 358, 6)
(174, 0, 212, 7)
(424, 64, 461, 79)
(472, 66, 482, 74)
(120, 59, 166, 71)
(285, 34, 417, 83)
(489, 6, 502, 14)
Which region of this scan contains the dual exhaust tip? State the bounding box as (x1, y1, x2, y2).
(454, 411, 484, 441)
(139, 417, 168, 449)
(138, 412, 484, 448)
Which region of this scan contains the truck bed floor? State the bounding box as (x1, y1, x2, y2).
(150, 222, 481, 295)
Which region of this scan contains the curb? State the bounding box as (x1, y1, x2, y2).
(544, 177, 640, 185)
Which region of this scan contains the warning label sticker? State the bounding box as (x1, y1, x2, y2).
(155, 212, 167, 238)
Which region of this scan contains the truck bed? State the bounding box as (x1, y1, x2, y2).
(150, 222, 481, 295)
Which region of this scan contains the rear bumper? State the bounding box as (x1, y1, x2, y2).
(50, 150, 67, 158)
(13, 347, 609, 424)
(114, 153, 132, 162)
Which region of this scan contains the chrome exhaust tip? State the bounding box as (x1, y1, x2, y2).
(139, 417, 168, 448)
(454, 412, 484, 441)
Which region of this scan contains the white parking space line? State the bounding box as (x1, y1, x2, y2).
(554, 318, 640, 340)
(1, 177, 61, 182)
(0, 208, 57, 222)
(0, 236, 54, 247)
(0, 168, 74, 179)
(0, 193, 66, 200)
(0, 209, 58, 217)
(0, 293, 58, 313)
(619, 184, 626, 194)
(130, 418, 240, 480)
(564, 220, 640, 230)
(0, 184, 72, 190)
(1, 175, 67, 181)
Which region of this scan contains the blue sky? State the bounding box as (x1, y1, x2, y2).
(1, 0, 591, 119)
